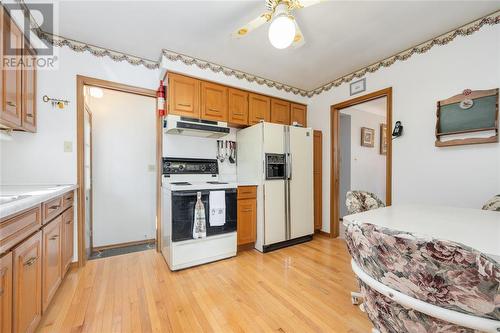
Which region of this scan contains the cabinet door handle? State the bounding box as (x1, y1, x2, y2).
(7, 101, 16, 107)
(178, 103, 191, 107)
(26, 114, 33, 118)
(233, 112, 244, 116)
(66, 220, 72, 225)
(0, 267, 6, 277)
(49, 235, 60, 240)
(24, 256, 38, 267)
(242, 209, 253, 213)
(49, 204, 60, 210)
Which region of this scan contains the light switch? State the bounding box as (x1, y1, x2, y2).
(148, 164, 155, 172)
(64, 141, 73, 152)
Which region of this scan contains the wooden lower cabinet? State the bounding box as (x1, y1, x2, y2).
(42, 216, 62, 311)
(237, 186, 257, 246)
(0, 252, 13, 333)
(62, 207, 74, 276)
(13, 231, 42, 333)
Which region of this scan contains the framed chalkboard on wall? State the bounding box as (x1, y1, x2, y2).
(435, 89, 498, 147)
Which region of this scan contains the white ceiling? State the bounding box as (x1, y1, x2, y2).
(341, 97, 387, 117)
(53, 1, 500, 91)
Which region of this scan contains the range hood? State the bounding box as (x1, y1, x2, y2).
(164, 115, 230, 138)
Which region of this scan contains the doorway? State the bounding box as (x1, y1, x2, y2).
(330, 88, 392, 238)
(76, 76, 161, 266)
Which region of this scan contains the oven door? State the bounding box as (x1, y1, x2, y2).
(171, 188, 237, 242)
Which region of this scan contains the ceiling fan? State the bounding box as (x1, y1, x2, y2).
(232, 0, 324, 49)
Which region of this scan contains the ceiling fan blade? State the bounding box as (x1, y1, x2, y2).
(232, 12, 272, 38)
(296, 0, 324, 9)
(292, 19, 305, 48)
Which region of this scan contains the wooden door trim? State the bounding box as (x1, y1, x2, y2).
(330, 87, 393, 238)
(76, 75, 158, 268)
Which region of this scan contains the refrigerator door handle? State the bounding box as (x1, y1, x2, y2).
(286, 153, 292, 180)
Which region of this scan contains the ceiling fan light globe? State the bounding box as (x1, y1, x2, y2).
(268, 15, 296, 49)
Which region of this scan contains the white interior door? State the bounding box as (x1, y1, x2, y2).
(264, 180, 286, 245)
(289, 127, 314, 239)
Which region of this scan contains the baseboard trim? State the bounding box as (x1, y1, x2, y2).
(237, 243, 255, 252)
(93, 239, 155, 252)
(315, 230, 331, 237)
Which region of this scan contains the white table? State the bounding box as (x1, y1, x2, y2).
(343, 204, 500, 261)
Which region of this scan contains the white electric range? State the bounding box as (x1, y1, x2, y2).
(161, 158, 237, 271)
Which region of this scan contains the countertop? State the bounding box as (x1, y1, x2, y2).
(0, 184, 78, 220)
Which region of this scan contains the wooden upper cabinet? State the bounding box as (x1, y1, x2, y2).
(42, 216, 62, 311)
(13, 231, 42, 333)
(21, 42, 36, 132)
(270, 99, 290, 125)
(228, 88, 248, 126)
(62, 207, 74, 276)
(0, 252, 13, 333)
(248, 93, 270, 125)
(290, 103, 307, 127)
(201, 81, 228, 122)
(1, 10, 23, 128)
(168, 73, 200, 118)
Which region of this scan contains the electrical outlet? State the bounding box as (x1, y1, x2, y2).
(64, 141, 73, 152)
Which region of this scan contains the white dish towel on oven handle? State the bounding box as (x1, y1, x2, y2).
(209, 191, 226, 226)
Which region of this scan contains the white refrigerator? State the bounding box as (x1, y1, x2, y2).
(237, 122, 314, 252)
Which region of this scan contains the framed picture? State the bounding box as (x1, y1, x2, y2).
(350, 78, 366, 96)
(361, 127, 375, 147)
(380, 124, 387, 155)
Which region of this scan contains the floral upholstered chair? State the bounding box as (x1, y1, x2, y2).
(345, 191, 385, 215)
(345, 222, 500, 333)
(482, 195, 500, 212)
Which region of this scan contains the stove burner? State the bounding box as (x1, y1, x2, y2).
(206, 181, 228, 184)
(170, 182, 191, 185)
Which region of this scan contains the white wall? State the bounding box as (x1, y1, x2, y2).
(89, 89, 156, 247)
(308, 25, 500, 233)
(340, 107, 386, 207)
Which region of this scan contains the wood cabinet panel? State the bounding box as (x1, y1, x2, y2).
(237, 186, 257, 200)
(21, 42, 36, 132)
(0, 252, 13, 333)
(237, 198, 257, 246)
(228, 88, 248, 126)
(248, 94, 270, 125)
(42, 195, 63, 224)
(42, 216, 62, 311)
(168, 73, 200, 118)
(201, 81, 228, 121)
(1, 10, 23, 128)
(62, 191, 74, 210)
(270, 99, 290, 125)
(313, 130, 322, 231)
(62, 207, 74, 276)
(0, 206, 41, 255)
(13, 231, 42, 333)
(290, 103, 307, 127)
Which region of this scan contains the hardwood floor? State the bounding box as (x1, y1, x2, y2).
(36, 236, 371, 333)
